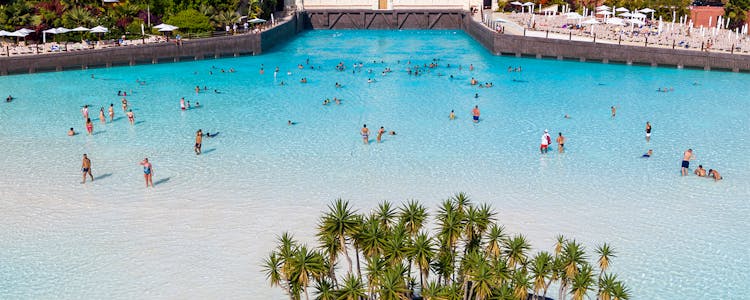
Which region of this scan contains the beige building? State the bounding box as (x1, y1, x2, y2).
(286, 0, 494, 11)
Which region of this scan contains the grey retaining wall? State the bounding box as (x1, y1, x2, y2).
(0, 13, 302, 76)
(1, 10, 749, 75)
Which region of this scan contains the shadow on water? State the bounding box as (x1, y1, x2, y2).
(201, 148, 216, 155)
(95, 173, 113, 181)
(92, 130, 106, 135)
(134, 121, 145, 125)
(153, 177, 170, 186)
(112, 116, 124, 122)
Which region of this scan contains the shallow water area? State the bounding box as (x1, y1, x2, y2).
(0, 30, 749, 299)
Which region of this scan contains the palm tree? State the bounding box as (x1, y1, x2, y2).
(336, 273, 366, 300)
(436, 199, 462, 282)
(289, 245, 326, 300)
(467, 260, 494, 300)
(431, 248, 454, 285)
(503, 234, 531, 271)
(595, 243, 615, 299)
(316, 230, 340, 285)
(213, 10, 239, 28)
(484, 223, 506, 259)
(529, 251, 552, 300)
(562, 240, 587, 280)
(511, 269, 531, 300)
(358, 215, 387, 259)
(570, 264, 595, 300)
(262, 251, 283, 289)
(407, 231, 434, 291)
(398, 200, 428, 237)
(365, 255, 387, 298)
(378, 264, 410, 300)
(610, 281, 630, 300)
(489, 256, 511, 286)
(383, 223, 409, 266)
(450, 192, 472, 214)
(62, 6, 95, 28)
(319, 199, 359, 274)
(313, 279, 336, 300)
(554, 235, 566, 256)
(375, 200, 398, 230)
(421, 280, 442, 300)
(597, 273, 618, 300)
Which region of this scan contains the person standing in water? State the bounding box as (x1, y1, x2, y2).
(85, 118, 94, 135)
(180, 97, 186, 110)
(681, 149, 693, 176)
(645, 121, 652, 142)
(361, 124, 369, 144)
(556, 132, 565, 153)
(611, 106, 617, 118)
(195, 129, 203, 155)
(126, 109, 135, 125)
(377, 126, 385, 143)
(98, 107, 106, 123)
(540, 129, 551, 154)
(108, 104, 115, 122)
(450, 110, 455, 120)
(81, 105, 89, 120)
(472, 105, 480, 123)
(81, 154, 93, 184)
(140, 158, 154, 187)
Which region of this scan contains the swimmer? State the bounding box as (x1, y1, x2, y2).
(708, 169, 722, 181)
(108, 104, 114, 121)
(98, 108, 106, 123)
(81, 105, 89, 120)
(195, 102, 200, 107)
(180, 97, 186, 110)
(195, 129, 203, 155)
(611, 106, 617, 118)
(335, 82, 342, 88)
(68, 128, 76, 136)
(335, 98, 341, 105)
(472, 105, 480, 123)
(694, 165, 706, 177)
(214, 89, 221, 94)
(681, 149, 693, 176)
(377, 126, 385, 143)
(564, 114, 571, 119)
(470, 77, 478, 85)
(556, 132, 565, 153)
(195, 86, 200, 94)
(85, 118, 93, 135)
(642, 149, 653, 158)
(300, 78, 307, 83)
(139, 158, 154, 188)
(361, 124, 369, 144)
(260, 67, 265, 74)
(121, 98, 128, 111)
(645, 121, 652, 142)
(474, 93, 479, 98)
(5, 95, 13, 102)
(127, 109, 135, 125)
(323, 99, 330, 105)
(540, 129, 551, 154)
(279, 81, 286, 86)
(81, 154, 93, 184)
(450, 110, 455, 120)
(389, 131, 396, 135)
(288, 120, 293, 126)
(187, 101, 191, 109)
(469, 64, 474, 71)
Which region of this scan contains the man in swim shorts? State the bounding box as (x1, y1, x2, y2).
(472, 105, 480, 123)
(81, 154, 93, 184)
(361, 124, 369, 144)
(140, 158, 153, 187)
(642, 149, 653, 158)
(377, 126, 385, 143)
(195, 129, 203, 155)
(540, 130, 551, 154)
(681, 149, 693, 176)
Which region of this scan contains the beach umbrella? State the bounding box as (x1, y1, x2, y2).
(0, 30, 11, 37)
(522, 1, 534, 6)
(510, 1, 523, 5)
(597, 11, 613, 16)
(153, 23, 173, 30)
(615, 7, 629, 12)
(619, 12, 632, 17)
(157, 25, 178, 32)
(90, 26, 108, 33)
(606, 17, 625, 25)
(248, 18, 266, 24)
(42, 27, 68, 43)
(596, 5, 610, 11)
(71, 26, 89, 32)
(639, 8, 655, 13)
(581, 19, 600, 25)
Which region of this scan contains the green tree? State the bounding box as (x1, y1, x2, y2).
(529, 251, 552, 300)
(166, 8, 212, 33)
(336, 273, 366, 300)
(319, 199, 359, 275)
(407, 232, 434, 290)
(213, 9, 239, 28)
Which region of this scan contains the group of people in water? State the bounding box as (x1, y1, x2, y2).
(681, 149, 722, 181)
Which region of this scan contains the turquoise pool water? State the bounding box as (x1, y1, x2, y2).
(0, 30, 748, 299)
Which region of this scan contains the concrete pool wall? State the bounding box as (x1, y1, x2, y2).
(1, 10, 749, 75)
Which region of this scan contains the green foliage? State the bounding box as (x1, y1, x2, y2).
(125, 18, 145, 35)
(166, 8, 211, 33)
(265, 195, 631, 300)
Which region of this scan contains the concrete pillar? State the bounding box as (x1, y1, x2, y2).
(234, 52, 239, 57)
(536, 54, 542, 59)
(174, 57, 180, 62)
(55, 66, 61, 71)
(215, 53, 220, 59)
(626, 60, 633, 65)
(603, 59, 609, 64)
(152, 58, 158, 64)
(579, 57, 586, 62)
(129, 58, 135, 66)
(704, 66, 711, 71)
(677, 64, 684, 69)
